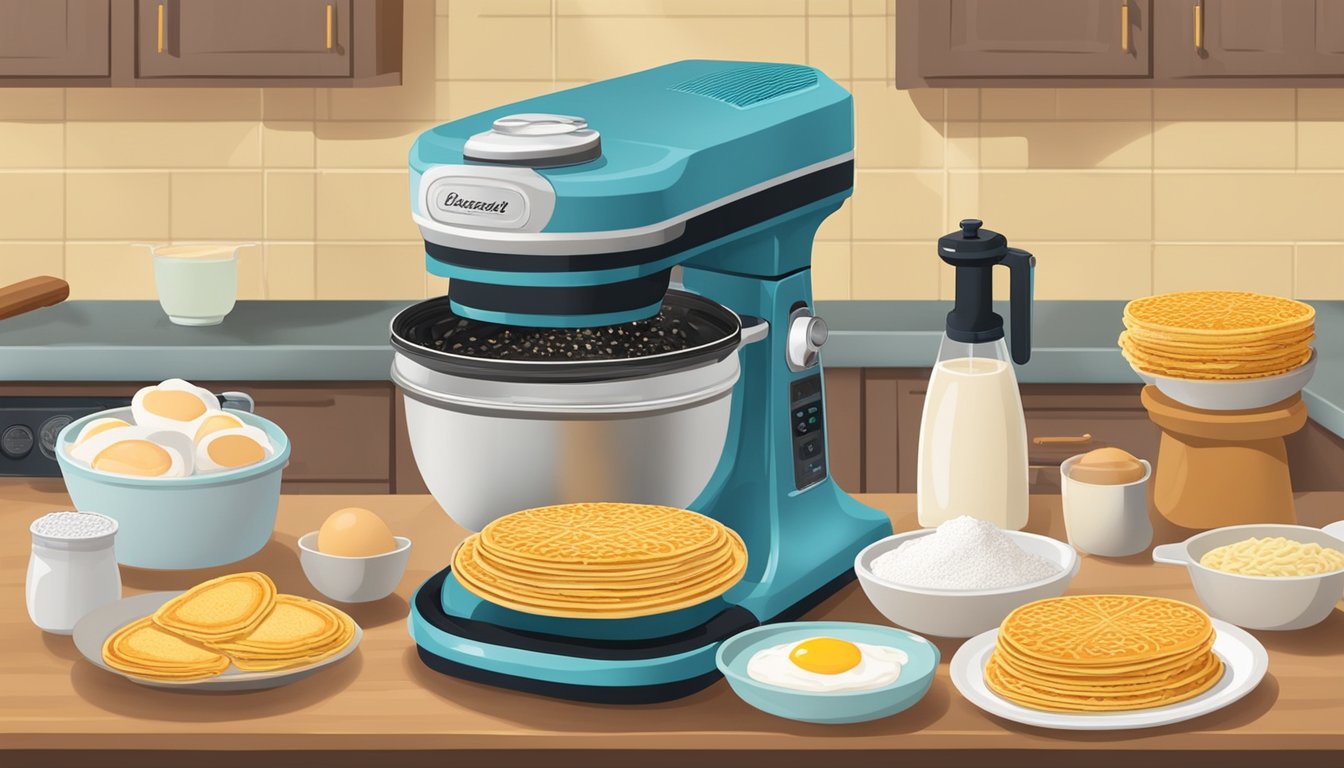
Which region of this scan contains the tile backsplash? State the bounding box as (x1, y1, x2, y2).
(1, 0, 1342, 301)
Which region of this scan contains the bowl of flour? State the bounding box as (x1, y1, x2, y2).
(854, 517, 1079, 638)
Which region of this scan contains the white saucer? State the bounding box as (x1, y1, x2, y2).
(949, 618, 1268, 731)
(1132, 349, 1315, 411)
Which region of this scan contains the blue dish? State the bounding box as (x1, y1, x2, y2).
(715, 621, 939, 724)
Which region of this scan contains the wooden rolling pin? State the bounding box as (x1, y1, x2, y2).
(0, 276, 69, 322)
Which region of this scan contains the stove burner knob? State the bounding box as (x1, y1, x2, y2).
(1, 424, 34, 460)
(786, 313, 828, 372)
(38, 415, 72, 460)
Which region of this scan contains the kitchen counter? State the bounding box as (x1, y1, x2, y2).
(3, 299, 1343, 440)
(3, 482, 1343, 767)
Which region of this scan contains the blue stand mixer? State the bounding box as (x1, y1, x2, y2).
(394, 60, 892, 703)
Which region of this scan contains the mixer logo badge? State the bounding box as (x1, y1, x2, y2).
(440, 191, 510, 215)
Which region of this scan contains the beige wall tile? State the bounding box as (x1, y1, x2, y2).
(266, 173, 316, 241)
(558, 17, 805, 81)
(816, 198, 851, 241)
(1028, 243, 1152, 299)
(316, 244, 426, 299)
(65, 89, 260, 121)
(442, 81, 556, 121)
(321, 0, 439, 121)
(981, 89, 1056, 120)
(851, 14, 888, 80)
(450, 16, 552, 80)
(1154, 173, 1344, 241)
(1297, 122, 1344, 169)
(1295, 245, 1344, 299)
(64, 244, 156, 300)
(946, 90, 978, 121)
(1298, 90, 1344, 120)
(1153, 245, 1294, 296)
(427, 273, 449, 297)
(853, 82, 943, 168)
(315, 172, 419, 241)
(0, 90, 63, 120)
(853, 0, 887, 14)
(236, 244, 266, 300)
(1153, 89, 1293, 121)
(468, 0, 557, 15)
(559, 1, 803, 14)
(811, 242, 851, 300)
(0, 243, 63, 283)
(852, 243, 941, 300)
(315, 122, 426, 169)
(263, 90, 316, 121)
(851, 171, 944, 240)
(1153, 122, 1295, 169)
(946, 122, 978, 169)
(980, 122, 1150, 169)
(171, 173, 263, 240)
(262, 122, 315, 168)
(808, 0, 850, 15)
(65, 122, 261, 168)
(808, 16, 850, 80)
(65, 173, 167, 241)
(1056, 89, 1152, 120)
(435, 15, 452, 81)
(0, 122, 63, 168)
(264, 244, 317, 299)
(947, 171, 979, 230)
(980, 172, 1151, 241)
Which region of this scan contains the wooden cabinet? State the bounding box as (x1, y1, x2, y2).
(0, 0, 400, 87)
(898, 0, 1344, 86)
(0, 0, 109, 79)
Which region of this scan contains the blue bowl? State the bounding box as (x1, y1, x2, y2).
(715, 621, 939, 724)
(56, 406, 291, 570)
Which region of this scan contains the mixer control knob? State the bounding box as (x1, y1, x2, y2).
(786, 312, 828, 372)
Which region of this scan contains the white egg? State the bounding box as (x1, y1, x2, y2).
(746, 637, 909, 693)
(70, 426, 191, 479)
(191, 410, 247, 445)
(194, 426, 274, 474)
(67, 417, 133, 457)
(131, 379, 218, 436)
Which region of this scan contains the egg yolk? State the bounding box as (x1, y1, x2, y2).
(144, 389, 208, 422)
(207, 434, 267, 468)
(194, 413, 243, 444)
(789, 637, 862, 675)
(92, 440, 172, 477)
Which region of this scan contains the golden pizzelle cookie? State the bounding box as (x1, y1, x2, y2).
(208, 595, 356, 672)
(101, 617, 231, 681)
(152, 571, 278, 642)
(453, 503, 749, 619)
(1123, 291, 1314, 336)
(984, 595, 1224, 713)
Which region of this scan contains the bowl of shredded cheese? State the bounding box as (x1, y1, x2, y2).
(1153, 522, 1344, 630)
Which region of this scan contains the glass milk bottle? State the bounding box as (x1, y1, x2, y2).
(917, 220, 1035, 531)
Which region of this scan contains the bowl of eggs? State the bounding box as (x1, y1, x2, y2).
(56, 379, 290, 570)
(715, 621, 939, 724)
(298, 507, 411, 603)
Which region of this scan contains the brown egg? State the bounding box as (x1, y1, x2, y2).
(318, 507, 396, 557)
(1069, 447, 1146, 485)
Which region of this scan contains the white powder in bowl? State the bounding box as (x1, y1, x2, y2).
(870, 516, 1061, 590)
(31, 511, 117, 540)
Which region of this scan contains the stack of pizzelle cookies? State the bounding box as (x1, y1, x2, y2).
(984, 595, 1224, 713)
(1119, 291, 1315, 380)
(101, 572, 357, 681)
(452, 502, 748, 619)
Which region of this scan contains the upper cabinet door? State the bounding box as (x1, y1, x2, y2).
(902, 0, 1150, 83)
(0, 0, 109, 77)
(136, 0, 352, 79)
(1157, 0, 1344, 77)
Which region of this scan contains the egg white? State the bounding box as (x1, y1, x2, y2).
(191, 410, 246, 444)
(69, 417, 133, 449)
(131, 379, 219, 436)
(69, 426, 192, 478)
(746, 638, 909, 693)
(194, 425, 274, 474)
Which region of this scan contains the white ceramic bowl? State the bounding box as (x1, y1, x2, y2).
(1060, 455, 1153, 557)
(1152, 522, 1344, 630)
(1132, 349, 1316, 411)
(854, 530, 1079, 638)
(298, 532, 411, 603)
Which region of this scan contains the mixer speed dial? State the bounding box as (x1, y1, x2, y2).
(786, 310, 828, 372)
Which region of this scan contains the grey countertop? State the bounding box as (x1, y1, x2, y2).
(1, 299, 1340, 438)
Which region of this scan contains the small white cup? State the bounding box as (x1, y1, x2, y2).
(143, 243, 251, 326)
(1060, 454, 1153, 557)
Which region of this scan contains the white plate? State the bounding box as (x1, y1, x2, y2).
(1130, 349, 1316, 411)
(73, 591, 362, 692)
(950, 619, 1267, 731)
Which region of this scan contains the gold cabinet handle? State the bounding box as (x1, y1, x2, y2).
(1121, 2, 1129, 52)
(325, 4, 333, 50)
(156, 3, 165, 53)
(1194, 3, 1203, 50)
(1032, 434, 1094, 446)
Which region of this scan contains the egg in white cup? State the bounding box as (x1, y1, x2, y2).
(299, 508, 411, 603)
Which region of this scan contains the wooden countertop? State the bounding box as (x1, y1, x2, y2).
(3, 481, 1343, 767)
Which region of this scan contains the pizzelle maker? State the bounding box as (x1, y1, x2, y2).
(395, 61, 892, 703)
